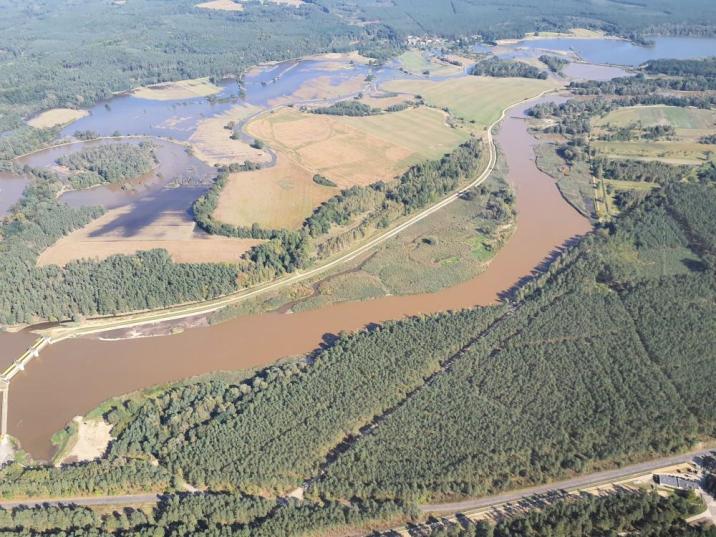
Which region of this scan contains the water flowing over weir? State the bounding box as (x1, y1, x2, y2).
(1, 96, 591, 460)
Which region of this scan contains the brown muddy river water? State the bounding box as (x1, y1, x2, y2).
(2, 98, 591, 461)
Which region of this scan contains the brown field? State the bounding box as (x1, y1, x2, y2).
(189, 104, 272, 167)
(268, 75, 367, 106)
(195, 0, 243, 11)
(27, 108, 88, 128)
(247, 106, 468, 185)
(37, 207, 261, 266)
(216, 105, 469, 230)
(133, 77, 222, 101)
(213, 156, 331, 230)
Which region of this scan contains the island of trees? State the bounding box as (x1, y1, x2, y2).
(57, 142, 157, 189)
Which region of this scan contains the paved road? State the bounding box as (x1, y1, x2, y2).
(420, 448, 714, 514)
(0, 493, 159, 509)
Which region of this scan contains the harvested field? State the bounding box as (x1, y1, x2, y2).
(382, 76, 559, 127)
(189, 104, 272, 167)
(27, 108, 88, 128)
(195, 0, 243, 11)
(133, 77, 222, 101)
(268, 75, 366, 106)
(37, 207, 261, 266)
(216, 105, 470, 230)
(213, 156, 330, 230)
(247, 106, 468, 186)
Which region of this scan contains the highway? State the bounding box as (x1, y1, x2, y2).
(418, 447, 714, 510)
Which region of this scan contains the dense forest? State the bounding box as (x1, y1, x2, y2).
(0, 492, 409, 536)
(57, 142, 156, 189)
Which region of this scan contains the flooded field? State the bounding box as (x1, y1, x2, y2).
(5, 97, 591, 460)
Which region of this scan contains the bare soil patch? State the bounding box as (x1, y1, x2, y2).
(57, 417, 112, 465)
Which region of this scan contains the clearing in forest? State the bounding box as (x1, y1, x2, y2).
(27, 108, 89, 128)
(132, 77, 222, 101)
(213, 106, 470, 230)
(54, 417, 112, 465)
(592, 105, 716, 164)
(396, 49, 465, 77)
(382, 76, 559, 126)
(37, 207, 261, 266)
(593, 105, 716, 131)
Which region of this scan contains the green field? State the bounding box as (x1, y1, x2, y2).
(592, 140, 716, 165)
(342, 106, 470, 162)
(594, 105, 716, 130)
(396, 49, 464, 77)
(382, 76, 559, 127)
(593, 105, 716, 164)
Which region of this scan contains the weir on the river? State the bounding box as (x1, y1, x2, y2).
(0, 336, 51, 438)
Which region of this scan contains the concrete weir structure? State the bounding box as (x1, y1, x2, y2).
(0, 336, 52, 443)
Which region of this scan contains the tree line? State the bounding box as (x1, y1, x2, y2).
(471, 58, 548, 79)
(57, 142, 157, 189)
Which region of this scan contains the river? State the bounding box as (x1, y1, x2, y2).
(3, 97, 591, 460)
